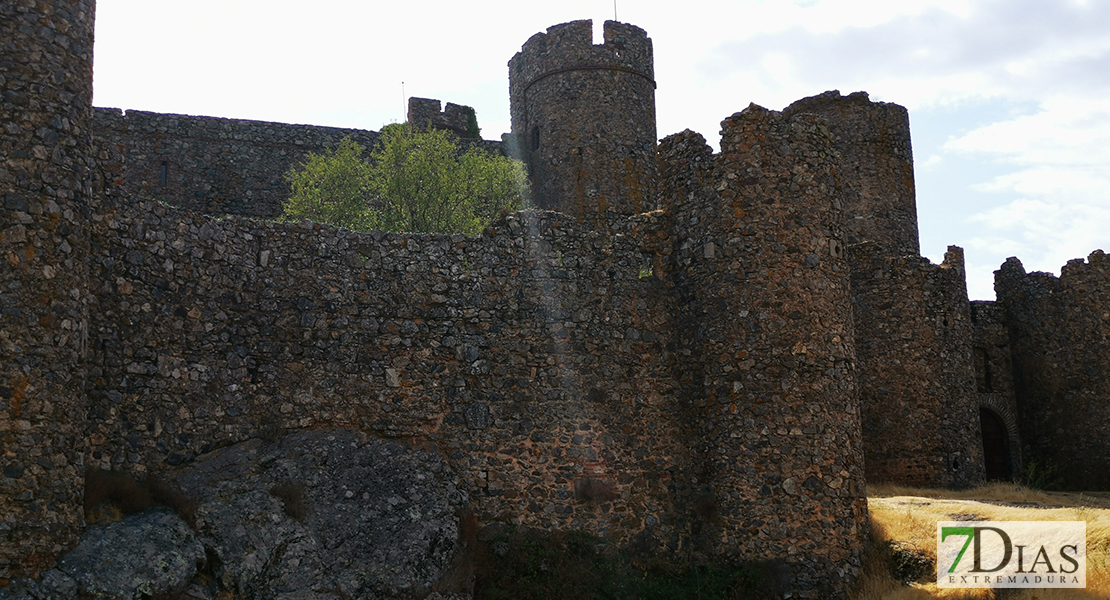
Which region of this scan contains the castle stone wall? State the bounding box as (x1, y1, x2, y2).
(0, 0, 95, 578)
(996, 252, 1110, 490)
(784, 91, 919, 257)
(659, 105, 866, 598)
(86, 202, 700, 550)
(92, 106, 504, 222)
(92, 108, 383, 219)
(509, 20, 657, 222)
(849, 244, 983, 488)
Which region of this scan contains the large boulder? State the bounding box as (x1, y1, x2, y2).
(0, 509, 203, 600)
(177, 429, 467, 599)
(0, 429, 468, 600)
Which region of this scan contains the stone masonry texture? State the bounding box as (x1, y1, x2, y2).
(407, 97, 475, 138)
(92, 104, 500, 222)
(4, 6, 1110, 597)
(92, 108, 383, 220)
(659, 106, 866, 596)
(1, 0, 95, 579)
(784, 91, 919, 257)
(968, 300, 1023, 480)
(849, 244, 983, 488)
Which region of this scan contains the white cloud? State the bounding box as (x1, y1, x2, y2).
(919, 155, 944, 170)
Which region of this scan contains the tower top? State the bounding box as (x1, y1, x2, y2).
(508, 20, 658, 220)
(509, 20, 655, 96)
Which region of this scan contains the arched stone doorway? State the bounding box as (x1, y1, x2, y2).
(979, 406, 1012, 480)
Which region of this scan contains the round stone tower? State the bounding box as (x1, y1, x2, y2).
(508, 20, 657, 224)
(1, 0, 94, 578)
(784, 91, 919, 257)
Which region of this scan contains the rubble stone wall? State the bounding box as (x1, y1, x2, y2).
(92, 105, 503, 224)
(85, 202, 698, 551)
(849, 244, 983, 488)
(969, 300, 1022, 477)
(996, 252, 1110, 490)
(91, 108, 383, 220)
(0, 0, 95, 579)
(407, 97, 474, 137)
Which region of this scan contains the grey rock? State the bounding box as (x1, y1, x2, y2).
(464, 403, 490, 430)
(56, 509, 204, 599)
(176, 428, 467, 599)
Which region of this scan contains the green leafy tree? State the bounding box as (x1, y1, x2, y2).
(282, 124, 527, 236)
(282, 136, 375, 231)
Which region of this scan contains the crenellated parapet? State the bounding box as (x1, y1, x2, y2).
(509, 20, 657, 222)
(7, 6, 1110, 594)
(406, 97, 477, 138)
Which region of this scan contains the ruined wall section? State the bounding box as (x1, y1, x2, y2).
(849, 244, 983, 488)
(407, 97, 475, 138)
(92, 108, 382, 219)
(0, 0, 95, 579)
(509, 20, 657, 222)
(86, 202, 697, 549)
(996, 252, 1110, 490)
(784, 91, 918, 257)
(659, 105, 866, 598)
(969, 300, 1022, 477)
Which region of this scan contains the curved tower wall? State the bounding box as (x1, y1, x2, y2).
(0, 0, 94, 578)
(996, 252, 1110, 490)
(848, 244, 983, 488)
(784, 91, 919, 257)
(509, 20, 657, 223)
(660, 106, 866, 598)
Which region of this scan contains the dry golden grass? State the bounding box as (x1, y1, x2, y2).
(849, 483, 1110, 600)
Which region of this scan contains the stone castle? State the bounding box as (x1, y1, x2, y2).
(3, 4, 1109, 597)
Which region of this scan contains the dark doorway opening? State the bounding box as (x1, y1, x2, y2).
(980, 407, 1012, 481)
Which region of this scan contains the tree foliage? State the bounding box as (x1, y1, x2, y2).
(282, 137, 375, 231)
(282, 124, 527, 236)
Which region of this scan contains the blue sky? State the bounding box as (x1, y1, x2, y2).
(91, 0, 1110, 300)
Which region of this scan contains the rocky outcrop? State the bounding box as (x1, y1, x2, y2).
(1, 429, 468, 600)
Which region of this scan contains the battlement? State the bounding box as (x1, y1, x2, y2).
(509, 20, 654, 89)
(406, 97, 477, 138)
(7, 6, 1110, 594)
